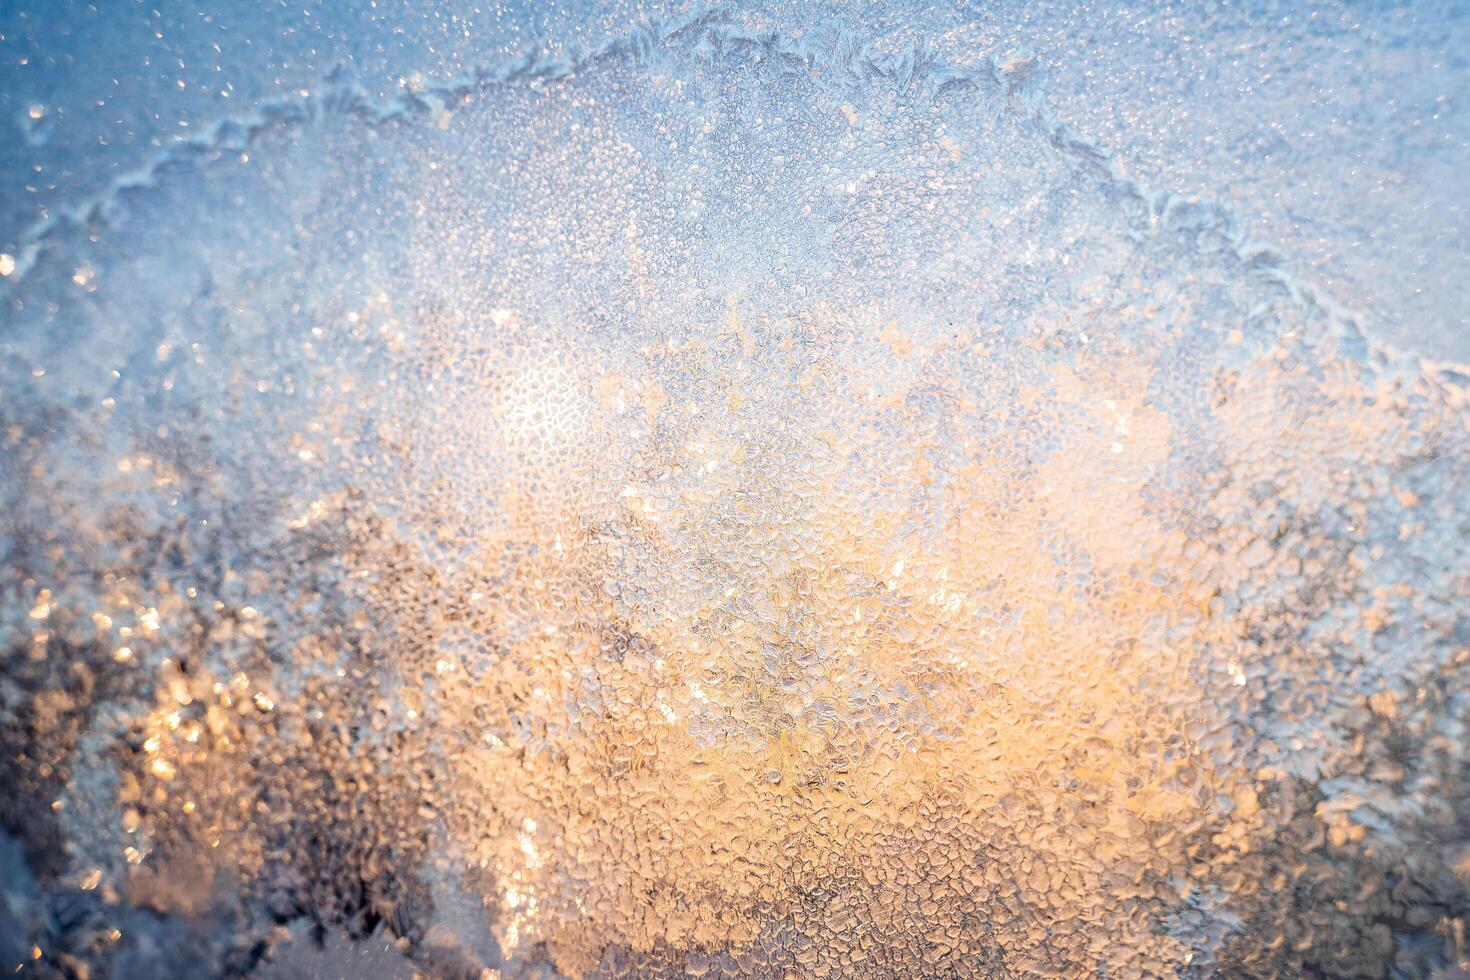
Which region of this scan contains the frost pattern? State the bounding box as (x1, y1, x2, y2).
(3, 13, 1469, 979)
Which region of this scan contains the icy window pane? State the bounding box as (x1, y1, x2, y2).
(2, 5, 1468, 978)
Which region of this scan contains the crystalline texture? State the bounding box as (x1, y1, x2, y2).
(2, 10, 1469, 980)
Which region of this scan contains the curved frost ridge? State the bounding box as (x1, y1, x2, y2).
(2, 5, 1461, 388)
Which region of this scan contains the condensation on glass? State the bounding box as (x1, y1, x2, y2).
(1, 10, 1468, 980)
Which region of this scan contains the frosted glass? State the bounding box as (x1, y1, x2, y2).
(2, 4, 1467, 977)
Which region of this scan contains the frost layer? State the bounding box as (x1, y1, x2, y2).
(2, 14, 1469, 979)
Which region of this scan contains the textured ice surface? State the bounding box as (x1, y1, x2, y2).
(4, 1, 1468, 358)
(2, 5, 1470, 979)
